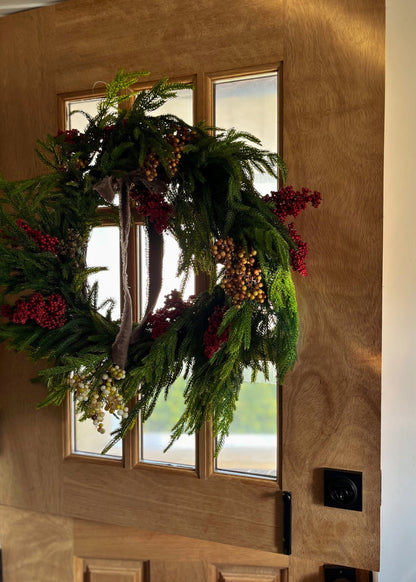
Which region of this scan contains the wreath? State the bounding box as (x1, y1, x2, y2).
(0, 70, 321, 452)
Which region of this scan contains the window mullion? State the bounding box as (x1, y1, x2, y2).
(193, 73, 217, 480)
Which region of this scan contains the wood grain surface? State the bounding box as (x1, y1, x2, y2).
(282, 0, 384, 569)
(0, 506, 74, 582)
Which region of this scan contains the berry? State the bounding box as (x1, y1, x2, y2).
(165, 125, 196, 177)
(55, 128, 84, 149)
(287, 223, 308, 277)
(262, 186, 321, 276)
(212, 237, 266, 307)
(147, 290, 193, 339)
(1, 292, 67, 329)
(142, 150, 160, 182)
(263, 186, 321, 222)
(129, 187, 174, 234)
(70, 364, 128, 435)
(203, 306, 230, 358)
(16, 220, 60, 255)
(141, 125, 196, 181)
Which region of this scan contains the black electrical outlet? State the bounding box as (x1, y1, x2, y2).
(324, 565, 356, 582)
(324, 468, 362, 511)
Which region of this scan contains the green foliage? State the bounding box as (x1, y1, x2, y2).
(99, 69, 150, 112)
(0, 69, 311, 455)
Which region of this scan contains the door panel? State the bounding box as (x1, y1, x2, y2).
(75, 558, 147, 582)
(215, 564, 287, 582)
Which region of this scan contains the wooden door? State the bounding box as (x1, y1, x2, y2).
(0, 0, 384, 580)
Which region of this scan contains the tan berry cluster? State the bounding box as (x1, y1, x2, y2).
(69, 364, 128, 434)
(212, 237, 266, 307)
(142, 126, 197, 181)
(143, 150, 159, 181)
(165, 126, 197, 176)
(75, 158, 87, 170)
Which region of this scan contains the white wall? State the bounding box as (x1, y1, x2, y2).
(381, 1, 416, 579)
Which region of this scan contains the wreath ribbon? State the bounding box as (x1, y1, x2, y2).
(94, 176, 132, 368)
(130, 223, 163, 344)
(94, 174, 165, 367)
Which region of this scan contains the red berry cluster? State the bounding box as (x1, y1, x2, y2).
(147, 290, 192, 339)
(103, 124, 115, 136)
(55, 129, 86, 170)
(56, 129, 82, 146)
(263, 186, 321, 276)
(130, 186, 174, 234)
(0, 292, 67, 329)
(287, 223, 308, 277)
(16, 220, 60, 255)
(203, 306, 230, 359)
(263, 186, 321, 222)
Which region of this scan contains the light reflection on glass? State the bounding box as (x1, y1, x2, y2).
(86, 226, 121, 320)
(214, 72, 278, 196)
(149, 87, 194, 125)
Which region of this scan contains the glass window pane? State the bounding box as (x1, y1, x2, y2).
(68, 97, 122, 458)
(215, 368, 278, 479)
(66, 98, 118, 204)
(86, 226, 121, 320)
(214, 72, 278, 196)
(70, 226, 121, 458)
(67, 96, 122, 458)
(141, 377, 194, 468)
(150, 87, 193, 125)
(158, 229, 195, 309)
(139, 87, 195, 468)
(69, 88, 194, 462)
(139, 226, 195, 467)
(214, 73, 279, 480)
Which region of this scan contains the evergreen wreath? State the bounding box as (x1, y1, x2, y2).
(0, 70, 321, 453)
